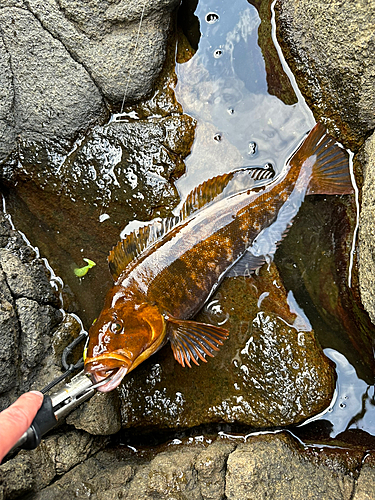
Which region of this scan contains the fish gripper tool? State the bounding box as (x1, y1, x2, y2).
(7, 370, 113, 457)
(5, 332, 95, 456)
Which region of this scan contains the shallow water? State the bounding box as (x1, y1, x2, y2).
(175, 0, 314, 200)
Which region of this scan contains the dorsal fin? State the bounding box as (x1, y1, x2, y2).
(180, 166, 275, 219)
(108, 166, 275, 281)
(180, 171, 237, 220)
(108, 217, 179, 281)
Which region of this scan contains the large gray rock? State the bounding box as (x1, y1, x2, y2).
(0, 36, 15, 163)
(0, 6, 104, 162)
(275, 0, 375, 148)
(25, 0, 180, 103)
(225, 433, 356, 500)
(0, 0, 180, 163)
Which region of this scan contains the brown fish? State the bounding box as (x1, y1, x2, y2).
(84, 123, 353, 392)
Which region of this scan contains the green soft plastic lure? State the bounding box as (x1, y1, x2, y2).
(74, 258, 96, 277)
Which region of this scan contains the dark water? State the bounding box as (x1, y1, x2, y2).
(3, 0, 375, 443)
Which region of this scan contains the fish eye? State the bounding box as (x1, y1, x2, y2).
(110, 321, 123, 334)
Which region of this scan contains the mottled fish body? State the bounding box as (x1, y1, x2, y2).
(84, 124, 353, 392)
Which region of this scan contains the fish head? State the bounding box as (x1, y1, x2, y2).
(84, 287, 166, 392)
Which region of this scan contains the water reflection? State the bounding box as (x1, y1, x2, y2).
(175, 0, 314, 199)
(322, 349, 375, 438)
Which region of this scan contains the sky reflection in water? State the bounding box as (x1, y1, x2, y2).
(175, 0, 314, 199)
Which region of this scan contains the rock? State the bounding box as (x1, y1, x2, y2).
(225, 433, 356, 500)
(0, 6, 104, 159)
(51, 314, 82, 362)
(147, 448, 203, 499)
(0, 0, 181, 164)
(0, 250, 59, 306)
(0, 212, 66, 406)
(29, 450, 136, 500)
(195, 440, 236, 500)
(17, 433, 371, 500)
(0, 430, 108, 499)
(119, 263, 335, 431)
(6, 112, 195, 326)
(66, 391, 121, 436)
(25, 0, 180, 103)
(0, 453, 35, 500)
(0, 0, 185, 174)
(358, 132, 375, 325)
(0, 270, 18, 394)
(0, 36, 15, 164)
(16, 298, 62, 371)
(353, 453, 375, 500)
(275, 0, 375, 149)
(59, 117, 194, 219)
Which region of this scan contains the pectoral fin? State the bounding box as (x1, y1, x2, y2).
(167, 317, 229, 368)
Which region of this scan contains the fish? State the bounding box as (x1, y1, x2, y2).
(84, 123, 353, 392)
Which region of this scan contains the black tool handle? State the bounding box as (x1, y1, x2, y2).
(22, 395, 58, 450)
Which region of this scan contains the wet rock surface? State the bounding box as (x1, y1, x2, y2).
(118, 263, 335, 430)
(275, 0, 375, 149)
(276, 195, 375, 382)
(0, 213, 64, 408)
(4, 432, 374, 500)
(3, 111, 195, 325)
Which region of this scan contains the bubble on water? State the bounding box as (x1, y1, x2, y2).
(264, 162, 274, 170)
(213, 133, 222, 142)
(248, 142, 257, 155)
(227, 108, 235, 115)
(214, 49, 223, 58)
(205, 12, 219, 24)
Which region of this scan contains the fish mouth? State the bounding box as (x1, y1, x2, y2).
(92, 365, 129, 392)
(84, 353, 130, 392)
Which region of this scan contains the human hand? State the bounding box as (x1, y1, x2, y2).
(0, 391, 44, 463)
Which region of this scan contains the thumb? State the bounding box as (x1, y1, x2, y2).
(0, 391, 44, 462)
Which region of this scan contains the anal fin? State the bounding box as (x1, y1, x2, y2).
(167, 317, 229, 368)
(226, 251, 266, 277)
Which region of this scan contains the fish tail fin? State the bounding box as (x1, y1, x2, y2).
(293, 123, 354, 195)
